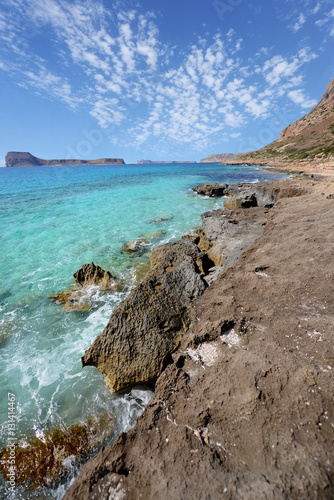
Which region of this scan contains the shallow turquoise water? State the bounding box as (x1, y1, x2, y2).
(0, 163, 287, 498)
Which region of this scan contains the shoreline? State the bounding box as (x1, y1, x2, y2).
(64, 168, 334, 499)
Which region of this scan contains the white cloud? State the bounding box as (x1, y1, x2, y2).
(262, 47, 317, 86)
(314, 6, 334, 36)
(288, 89, 317, 108)
(89, 97, 125, 127)
(0, 0, 324, 151)
(293, 13, 306, 32)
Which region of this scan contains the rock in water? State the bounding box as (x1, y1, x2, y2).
(192, 183, 228, 197)
(0, 414, 114, 489)
(148, 214, 173, 224)
(73, 262, 119, 290)
(120, 239, 149, 254)
(49, 263, 121, 312)
(82, 240, 208, 392)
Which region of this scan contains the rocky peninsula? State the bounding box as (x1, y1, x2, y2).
(5, 152, 125, 168)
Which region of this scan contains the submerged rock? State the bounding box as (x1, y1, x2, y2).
(149, 214, 173, 224)
(82, 240, 208, 393)
(120, 239, 149, 254)
(48, 263, 121, 312)
(0, 414, 114, 489)
(130, 260, 151, 286)
(48, 286, 92, 312)
(139, 229, 167, 241)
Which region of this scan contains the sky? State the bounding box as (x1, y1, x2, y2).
(0, 0, 333, 165)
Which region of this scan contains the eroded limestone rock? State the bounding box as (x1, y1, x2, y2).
(48, 263, 121, 312)
(82, 240, 208, 393)
(73, 262, 120, 290)
(192, 183, 229, 197)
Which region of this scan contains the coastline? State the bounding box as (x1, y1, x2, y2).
(64, 168, 334, 499)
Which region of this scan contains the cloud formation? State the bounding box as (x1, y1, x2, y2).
(0, 0, 324, 152)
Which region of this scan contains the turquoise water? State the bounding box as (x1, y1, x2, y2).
(0, 163, 287, 498)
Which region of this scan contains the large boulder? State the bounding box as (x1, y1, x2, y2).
(82, 240, 207, 393)
(149, 239, 210, 276)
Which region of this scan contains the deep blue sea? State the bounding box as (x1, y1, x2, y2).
(0, 163, 287, 498)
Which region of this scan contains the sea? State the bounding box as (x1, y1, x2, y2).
(0, 162, 287, 498)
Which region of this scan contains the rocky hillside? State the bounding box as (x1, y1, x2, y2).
(201, 78, 334, 166)
(5, 152, 125, 167)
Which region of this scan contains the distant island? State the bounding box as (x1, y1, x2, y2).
(137, 160, 196, 164)
(5, 152, 125, 168)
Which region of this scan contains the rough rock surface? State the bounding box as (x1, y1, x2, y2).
(49, 263, 120, 312)
(65, 175, 334, 500)
(223, 179, 307, 209)
(192, 183, 229, 196)
(120, 239, 149, 254)
(82, 240, 208, 393)
(73, 262, 120, 290)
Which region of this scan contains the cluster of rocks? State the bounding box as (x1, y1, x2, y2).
(64, 174, 334, 499)
(80, 178, 309, 393)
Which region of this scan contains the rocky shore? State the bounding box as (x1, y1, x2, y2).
(64, 173, 334, 499)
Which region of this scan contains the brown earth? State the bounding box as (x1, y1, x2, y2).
(64, 174, 334, 499)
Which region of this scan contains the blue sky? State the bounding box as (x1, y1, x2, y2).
(0, 0, 333, 165)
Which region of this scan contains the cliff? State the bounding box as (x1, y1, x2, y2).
(201, 78, 334, 167)
(5, 152, 125, 167)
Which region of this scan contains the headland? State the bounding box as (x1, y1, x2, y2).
(5, 152, 125, 168)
